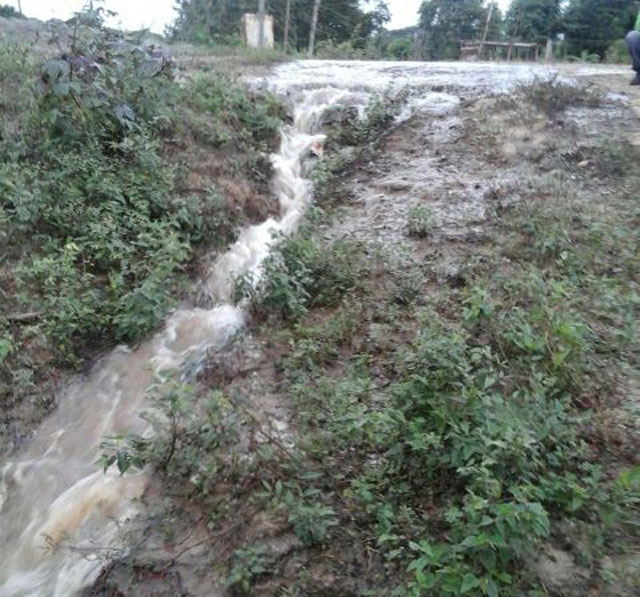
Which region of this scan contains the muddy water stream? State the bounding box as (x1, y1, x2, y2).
(0, 60, 629, 596)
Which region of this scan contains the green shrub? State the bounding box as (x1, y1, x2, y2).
(15, 243, 102, 357)
(226, 544, 275, 594)
(245, 232, 362, 322)
(580, 49, 601, 63)
(282, 490, 339, 546)
(326, 88, 408, 149)
(315, 40, 367, 60)
(0, 44, 34, 145)
(34, 29, 176, 148)
(188, 74, 284, 152)
(99, 376, 245, 486)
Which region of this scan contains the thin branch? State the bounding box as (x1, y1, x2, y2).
(6, 311, 41, 322)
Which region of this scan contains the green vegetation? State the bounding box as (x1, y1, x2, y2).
(387, 37, 414, 60)
(0, 13, 283, 450)
(605, 38, 631, 64)
(419, 0, 499, 60)
(241, 232, 363, 322)
(226, 543, 276, 593)
(505, 0, 562, 41)
(164, 0, 640, 63)
(564, 0, 640, 58)
(240, 145, 639, 595)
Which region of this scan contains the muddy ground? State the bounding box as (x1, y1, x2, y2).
(85, 67, 640, 597)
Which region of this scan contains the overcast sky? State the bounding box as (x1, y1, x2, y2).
(12, 1, 514, 35)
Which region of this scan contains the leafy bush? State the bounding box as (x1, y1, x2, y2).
(226, 544, 275, 594)
(35, 30, 175, 147)
(99, 376, 244, 489)
(315, 39, 366, 59)
(0, 44, 34, 143)
(0, 24, 196, 359)
(331, 88, 408, 148)
(187, 74, 284, 153)
(282, 489, 338, 546)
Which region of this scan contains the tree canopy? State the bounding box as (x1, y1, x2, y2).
(505, 0, 561, 41)
(563, 0, 640, 57)
(167, 0, 640, 61)
(417, 0, 640, 60)
(0, 4, 23, 19)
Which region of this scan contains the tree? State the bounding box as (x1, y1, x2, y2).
(0, 3, 23, 18)
(168, 0, 390, 50)
(419, 0, 489, 60)
(270, 0, 389, 50)
(484, 2, 505, 42)
(387, 37, 413, 59)
(353, 0, 391, 47)
(563, 0, 640, 57)
(505, 0, 561, 41)
(308, 0, 322, 56)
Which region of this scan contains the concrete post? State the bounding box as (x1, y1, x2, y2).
(545, 38, 554, 62)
